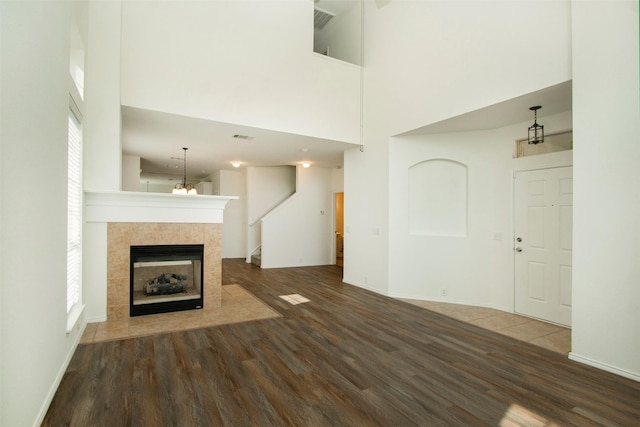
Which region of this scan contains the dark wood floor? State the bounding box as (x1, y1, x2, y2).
(43, 259, 640, 426)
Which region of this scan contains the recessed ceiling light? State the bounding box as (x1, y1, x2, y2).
(301, 148, 310, 152)
(232, 162, 241, 168)
(302, 162, 311, 168)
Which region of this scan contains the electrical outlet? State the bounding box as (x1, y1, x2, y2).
(441, 288, 447, 296)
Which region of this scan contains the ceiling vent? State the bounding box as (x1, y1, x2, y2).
(314, 7, 335, 29)
(233, 134, 253, 140)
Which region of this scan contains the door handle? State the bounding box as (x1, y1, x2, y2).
(515, 247, 523, 252)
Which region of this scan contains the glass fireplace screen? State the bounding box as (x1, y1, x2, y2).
(130, 244, 204, 317)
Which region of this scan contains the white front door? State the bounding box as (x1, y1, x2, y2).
(514, 167, 573, 326)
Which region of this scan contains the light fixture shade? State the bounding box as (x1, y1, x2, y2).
(528, 122, 544, 145)
(171, 148, 198, 195)
(528, 106, 544, 145)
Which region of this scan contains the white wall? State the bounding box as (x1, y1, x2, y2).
(138, 182, 174, 193)
(389, 112, 572, 312)
(345, 0, 572, 297)
(120, 0, 360, 145)
(0, 2, 86, 425)
(570, 0, 640, 379)
(246, 166, 296, 259)
(247, 166, 296, 224)
(84, 222, 108, 322)
(366, 1, 572, 137)
(220, 170, 246, 259)
(344, 142, 390, 294)
(82, 0, 124, 328)
(83, 0, 122, 191)
(261, 166, 334, 268)
(331, 166, 345, 193)
(122, 154, 140, 191)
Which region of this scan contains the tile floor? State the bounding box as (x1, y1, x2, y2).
(400, 299, 571, 355)
(80, 284, 281, 344)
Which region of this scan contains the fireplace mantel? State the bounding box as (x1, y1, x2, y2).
(85, 190, 238, 224)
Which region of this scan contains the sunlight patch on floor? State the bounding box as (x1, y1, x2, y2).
(500, 403, 549, 427)
(279, 294, 310, 305)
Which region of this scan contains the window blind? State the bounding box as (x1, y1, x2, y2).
(67, 111, 82, 313)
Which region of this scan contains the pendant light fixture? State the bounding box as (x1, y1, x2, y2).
(171, 147, 198, 195)
(528, 106, 544, 145)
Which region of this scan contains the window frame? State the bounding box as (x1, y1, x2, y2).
(66, 77, 84, 333)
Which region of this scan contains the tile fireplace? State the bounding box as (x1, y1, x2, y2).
(85, 191, 236, 323)
(107, 222, 222, 321)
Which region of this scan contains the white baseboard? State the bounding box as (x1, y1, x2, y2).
(34, 321, 86, 427)
(342, 278, 388, 296)
(86, 315, 107, 323)
(389, 292, 512, 314)
(342, 282, 514, 314)
(569, 352, 640, 382)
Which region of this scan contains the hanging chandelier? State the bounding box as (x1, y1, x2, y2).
(171, 147, 198, 195)
(528, 106, 544, 145)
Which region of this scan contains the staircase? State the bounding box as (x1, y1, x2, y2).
(251, 248, 261, 267)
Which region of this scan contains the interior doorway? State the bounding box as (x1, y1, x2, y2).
(335, 192, 344, 266)
(514, 166, 573, 326)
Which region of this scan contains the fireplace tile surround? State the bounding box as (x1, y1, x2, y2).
(107, 222, 222, 320)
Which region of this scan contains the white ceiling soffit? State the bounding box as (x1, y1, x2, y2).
(399, 81, 572, 136)
(314, 7, 335, 29)
(121, 106, 356, 184)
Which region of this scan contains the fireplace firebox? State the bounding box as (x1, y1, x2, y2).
(130, 244, 204, 317)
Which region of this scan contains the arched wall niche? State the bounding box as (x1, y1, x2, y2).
(408, 159, 468, 237)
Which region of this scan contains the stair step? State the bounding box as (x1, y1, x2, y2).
(251, 253, 261, 267)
